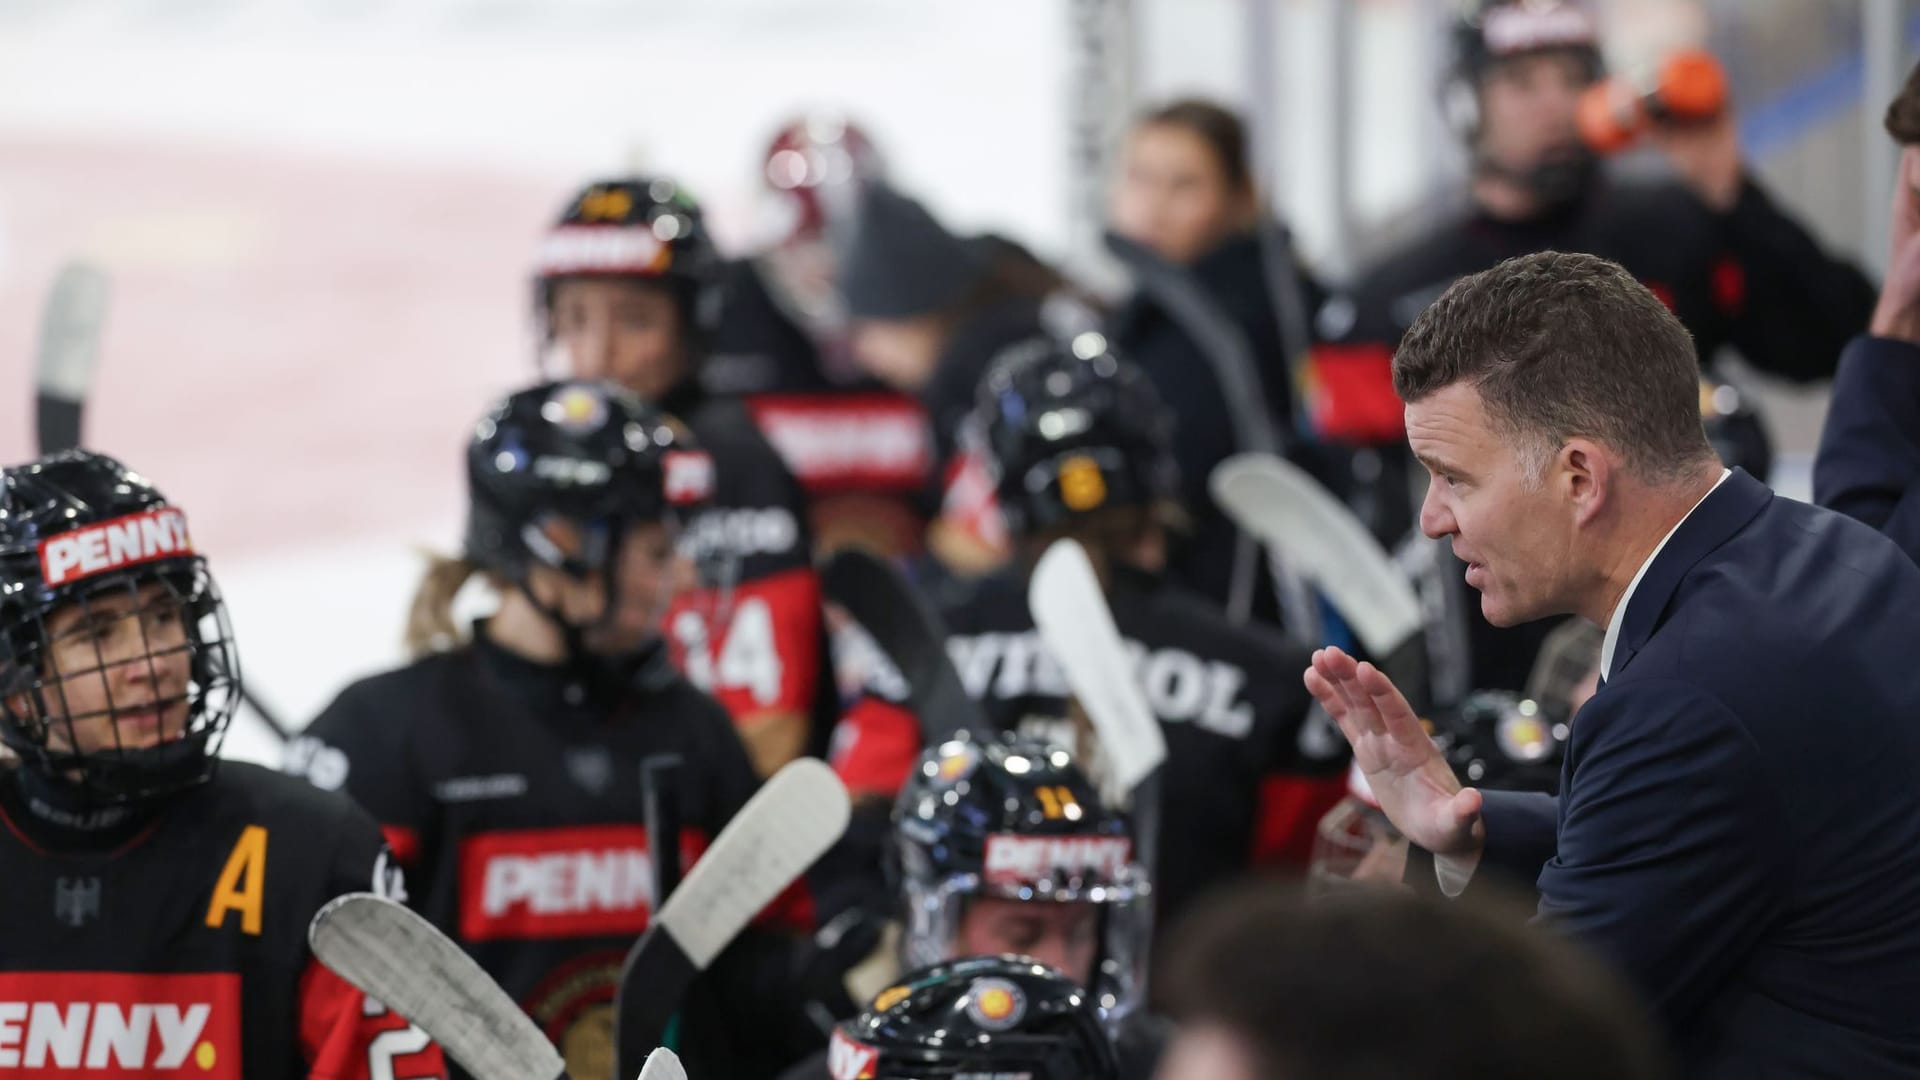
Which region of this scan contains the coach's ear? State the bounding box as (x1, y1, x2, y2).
(1560, 436, 1614, 528)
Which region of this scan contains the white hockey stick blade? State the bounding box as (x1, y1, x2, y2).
(1028, 539, 1169, 795)
(309, 893, 565, 1080)
(1210, 453, 1423, 656)
(638, 1047, 688, 1080)
(35, 262, 110, 404)
(655, 757, 851, 969)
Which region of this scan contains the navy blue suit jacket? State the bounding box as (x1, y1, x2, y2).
(1814, 335, 1920, 564)
(1478, 469, 1920, 1077)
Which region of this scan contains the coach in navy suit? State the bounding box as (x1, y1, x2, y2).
(1308, 251, 1920, 1076)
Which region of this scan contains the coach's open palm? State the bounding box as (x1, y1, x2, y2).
(1305, 647, 1485, 858)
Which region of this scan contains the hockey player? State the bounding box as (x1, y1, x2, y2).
(820, 956, 1119, 1080)
(704, 116, 937, 560)
(783, 732, 1161, 1078)
(0, 451, 445, 1080)
(708, 113, 886, 396)
(1314, 0, 1875, 693)
(288, 382, 814, 1079)
(830, 334, 1349, 937)
(535, 176, 835, 776)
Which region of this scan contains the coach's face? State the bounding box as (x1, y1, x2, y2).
(1408, 382, 1572, 626)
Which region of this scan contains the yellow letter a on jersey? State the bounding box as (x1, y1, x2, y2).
(206, 825, 268, 935)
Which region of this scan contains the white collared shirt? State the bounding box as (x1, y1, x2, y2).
(1437, 467, 1731, 895)
(1597, 468, 1731, 681)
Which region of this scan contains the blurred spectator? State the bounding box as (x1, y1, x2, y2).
(1106, 98, 1328, 626)
(708, 115, 937, 560)
(1318, 0, 1875, 698)
(1154, 883, 1672, 1080)
(1815, 60, 1920, 565)
(838, 181, 1083, 575)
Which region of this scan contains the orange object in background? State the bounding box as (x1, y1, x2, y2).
(1578, 48, 1729, 153)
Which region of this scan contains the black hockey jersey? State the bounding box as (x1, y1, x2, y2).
(662, 382, 839, 775)
(0, 761, 444, 1080)
(831, 564, 1349, 935)
(288, 632, 815, 1079)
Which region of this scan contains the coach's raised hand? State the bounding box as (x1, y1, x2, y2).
(1305, 647, 1484, 859)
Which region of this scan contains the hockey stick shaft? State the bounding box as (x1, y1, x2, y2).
(821, 548, 987, 741)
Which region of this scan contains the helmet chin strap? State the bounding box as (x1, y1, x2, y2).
(513, 525, 668, 704)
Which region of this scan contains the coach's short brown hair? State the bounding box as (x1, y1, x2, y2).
(1887, 60, 1920, 145)
(1393, 251, 1712, 483)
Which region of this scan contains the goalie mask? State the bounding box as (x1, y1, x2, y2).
(827, 956, 1119, 1080)
(464, 381, 722, 664)
(0, 452, 240, 806)
(893, 730, 1149, 1029)
(969, 332, 1181, 539)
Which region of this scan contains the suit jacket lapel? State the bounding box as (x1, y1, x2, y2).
(1610, 468, 1771, 677)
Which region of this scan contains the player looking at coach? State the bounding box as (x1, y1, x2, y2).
(0, 452, 446, 1079)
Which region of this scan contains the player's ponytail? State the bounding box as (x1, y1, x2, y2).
(405, 553, 481, 657)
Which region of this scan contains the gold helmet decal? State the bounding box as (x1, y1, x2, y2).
(1057, 454, 1107, 512)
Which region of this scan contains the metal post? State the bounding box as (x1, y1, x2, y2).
(1327, 0, 1360, 279)
(1245, 0, 1284, 216)
(1864, 0, 1906, 275)
(1065, 0, 1137, 293)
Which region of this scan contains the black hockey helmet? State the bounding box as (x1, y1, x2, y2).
(532, 176, 726, 340)
(1449, 0, 1602, 88)
(1699, 373, 1772, 482)
(970, 332, 1180, 538)
(0, 451, 240, 804)
(464, 380, 713, 589)
(1435, 690, 1569, 794)
(893, 730, 1149, 1022)
(827, 956, 1120, 1080)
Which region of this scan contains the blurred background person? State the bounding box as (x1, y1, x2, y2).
(836, 181, 1087, 577)
(535, 176, 836, 776)
(706, 115, 939, 560)
(1154, 883, 1673, 1080)
(1313, 0, 1876, 704)
(1106, 97, 1331, 629)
